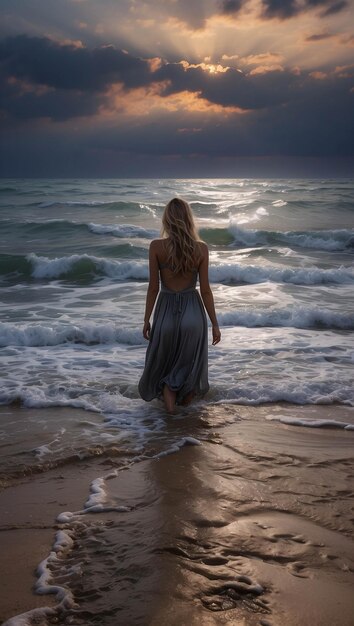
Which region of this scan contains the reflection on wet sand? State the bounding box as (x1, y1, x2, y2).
(1, 404, 354, 625)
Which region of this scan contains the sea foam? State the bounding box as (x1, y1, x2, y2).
(218, 306, 354, 330)
(214, 224, 354, 251)
(89, 222, 158, 238)
(1, 306, 353, 350)
(0, 321, 145, 347)
(25, 253, 354, 285)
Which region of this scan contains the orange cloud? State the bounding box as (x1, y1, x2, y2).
(249, 64, 284, 75)
(100, 82, 250, 118)
(147, 57, 164, 72)
(334, 64, 354, 77)
(309, 70, 328, 79)
(45, 35, 84, 48)
(241, 52, 285, 65)
(179, 60, 230, 74)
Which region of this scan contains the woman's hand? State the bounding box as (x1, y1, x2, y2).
(212, 324, 221, 345)
(143, 321, 151, 340)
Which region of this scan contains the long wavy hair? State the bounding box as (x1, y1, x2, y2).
(161, 197, 202, 274)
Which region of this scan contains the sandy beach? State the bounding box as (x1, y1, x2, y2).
(1, 403, 354, 626)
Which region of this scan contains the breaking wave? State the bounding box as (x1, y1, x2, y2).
(1, 253, 353, 285)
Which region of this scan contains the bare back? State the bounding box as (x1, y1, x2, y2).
(151, 238, 206, 293)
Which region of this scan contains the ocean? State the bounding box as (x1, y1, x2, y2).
(1, 177, 354, 625)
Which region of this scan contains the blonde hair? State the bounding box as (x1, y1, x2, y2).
(161, 197, 202, 274)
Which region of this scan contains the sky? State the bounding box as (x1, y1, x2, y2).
(0, 0, 354, 177)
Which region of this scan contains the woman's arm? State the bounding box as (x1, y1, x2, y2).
(142, 240, 160, 340)
(198, 243, 221, 345)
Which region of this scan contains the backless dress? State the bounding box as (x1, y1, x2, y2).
(138, 263, 209, 403)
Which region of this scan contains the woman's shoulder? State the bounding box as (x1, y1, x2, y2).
(197, 240, 208, 256)
(149, 239, 167, 260)
(150, 238, 165, 250)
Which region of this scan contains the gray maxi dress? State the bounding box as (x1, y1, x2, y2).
(138, 266, 209, 404)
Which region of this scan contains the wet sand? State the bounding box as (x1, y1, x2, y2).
(1, 404, 354, 625)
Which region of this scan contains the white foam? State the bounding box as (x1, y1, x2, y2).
(0, 321, 144, 347)
(27, 253, 149, 280)
(26, 253, 354, 285)
(209, 262, 354, 285)
(267, 415, 354, 430)
(84, 477, 107, 510)
(89, 222, 158, 238)
(218, 306, 354, 330)
(228, 223, 354, 251)
(213, 381, 354, 407)
(0, 386, 102, 412)
(272, 199, 288, 207)
(154, 436, 202, 458)
(3, 528, 79, 624)
(3, 608, 56, 626)
(233, 206, 269, 225)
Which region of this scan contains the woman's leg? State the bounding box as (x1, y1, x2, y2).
(163, 385, 176, 414)
(180, 390, 195, 406)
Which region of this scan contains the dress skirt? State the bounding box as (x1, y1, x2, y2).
(138, 285, 209, 403)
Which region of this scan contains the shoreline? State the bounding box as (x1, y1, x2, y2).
(1, 403, 354, 625)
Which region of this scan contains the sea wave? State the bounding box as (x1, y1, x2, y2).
(28, 253, 149, 280)
(208, 262, 354, 285)
(201, 224, 354, 251)
(0, 218, 158, 241)
(4, 217, 354, 252)
(267, 415, 354, 430)
(0, 321, 145, 347)
(1, 253, 354, 285)
(1, 307, 352, 349)
(1, 380, 353, 410)
(219, 306, 354, 330)
(34, 200, 160, 213)
(0, 186, 18, 193)
(38, 200, 121, 208)
(88, 223, 158, 238)
(212, 381, 354, 407)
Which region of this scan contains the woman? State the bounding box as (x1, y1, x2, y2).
(138, 197, 221, 413)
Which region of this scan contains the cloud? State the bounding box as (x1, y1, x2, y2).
(305, 31, 334, 41)
(1, 33, 353, 125)
(261, 0, 348, 19)
(240, 52, 285, 65)
(220, 0, 245, 14)
(0, 34, 150, 92)
(320, 0, 348, 15)
(0, 32, 353, 175)
(249, 64, 284, 75)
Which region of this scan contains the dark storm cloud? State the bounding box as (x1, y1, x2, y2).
(320, 0, 348, 15)
(88, 74, 354, 158)
(0, 73, 102, 122)
(0, 34, 153, 122)
(305, 32, 334, 40)
(0, 34, 150, 91)
(261, 0, 348, 19)
(155, 63, 300, 110)
(261, 0, 298, 18)
(1, 71, 353, 177)
(0, 33, 353, 171)
(1, 33, 353, 127)
(220, 0, 245, 14)
(0, 34, 300, 122)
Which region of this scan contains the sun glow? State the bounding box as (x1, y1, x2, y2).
(179, 60, 230, 74)
(100, 82, 249, 117)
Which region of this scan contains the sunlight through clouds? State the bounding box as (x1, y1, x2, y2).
(0, 0, 353, 175)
